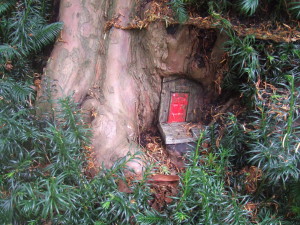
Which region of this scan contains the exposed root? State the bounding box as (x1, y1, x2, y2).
(105, 1, 300, 43)
(208, 97, 238, 126)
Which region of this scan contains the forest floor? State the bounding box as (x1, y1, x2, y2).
(136, 94, 248, 211)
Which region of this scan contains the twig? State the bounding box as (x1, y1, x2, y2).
(208, 97, 237, 127)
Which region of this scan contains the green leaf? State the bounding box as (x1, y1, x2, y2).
(0, 44, 21, 60)
(169, 0, 189, 23)
(289, 1, 300, 19)
(31, 22, 63, 53)
(136, 211, 168, 225)
(0, 1, 15, 16)
(239, 0, 259, 16)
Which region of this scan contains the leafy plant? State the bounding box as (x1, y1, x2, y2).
(169, 0, 188, 23)
(213, 13, 300, 222)
(170, 0, 300, 21)
(289, 1, 300, 19)
(0, 1, 16, 16)
(247, 76, 300, 185)
(238, 0, 259, 16)
(0, 0, 63, 80)
(1, 0, 300, 224)
(170, 131, 249, 224)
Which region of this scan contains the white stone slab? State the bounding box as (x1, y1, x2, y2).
(158, 122, 201, 144)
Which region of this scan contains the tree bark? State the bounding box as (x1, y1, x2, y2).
(38, 0, 226, 168)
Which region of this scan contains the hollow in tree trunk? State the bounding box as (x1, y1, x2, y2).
(37, 0, 226, 169)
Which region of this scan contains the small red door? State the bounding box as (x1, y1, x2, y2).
(167, 93, 189, 123)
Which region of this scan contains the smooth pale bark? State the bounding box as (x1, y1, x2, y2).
(38, 0, 225, 168)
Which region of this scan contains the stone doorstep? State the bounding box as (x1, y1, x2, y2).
(158, 122, 201, 145)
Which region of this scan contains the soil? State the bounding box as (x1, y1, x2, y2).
(140, 127, 180, 174)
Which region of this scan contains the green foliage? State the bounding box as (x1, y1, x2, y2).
(167, 132, 249, 224)
(0, 79, 152, 224)
(170, 0, 300, 21)
(289, 1, 300, 19)
(223, 32, 300, 99)
(220, 114, 250, 167)
(237, 0, 300, 19)
(136, 210, 170, 225)
(0, 0, 299, 224)
(169, 0, 188, 23)
(0, 1, 16, 16)
(2, 59, 298, 224)
(0, 81, 159, 224)
(221, 34, 260, 103)
(214, 14, 300, 222)
(289, 181, 300, 218)
(238, 0, 259, 16)
(0, 44, 22, 59)
(247, 76, 300, 185)
(0, 79, 90, 223)
(0, 0, 63, 79)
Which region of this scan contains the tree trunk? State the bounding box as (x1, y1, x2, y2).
(38, 0, 225, 168)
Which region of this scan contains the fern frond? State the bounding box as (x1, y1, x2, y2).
(31, 22, 63, 52)
(289, 1, 300, 19)
(239, 0, 259, 16)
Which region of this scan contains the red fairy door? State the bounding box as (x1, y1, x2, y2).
(167, 93, 189, 123)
